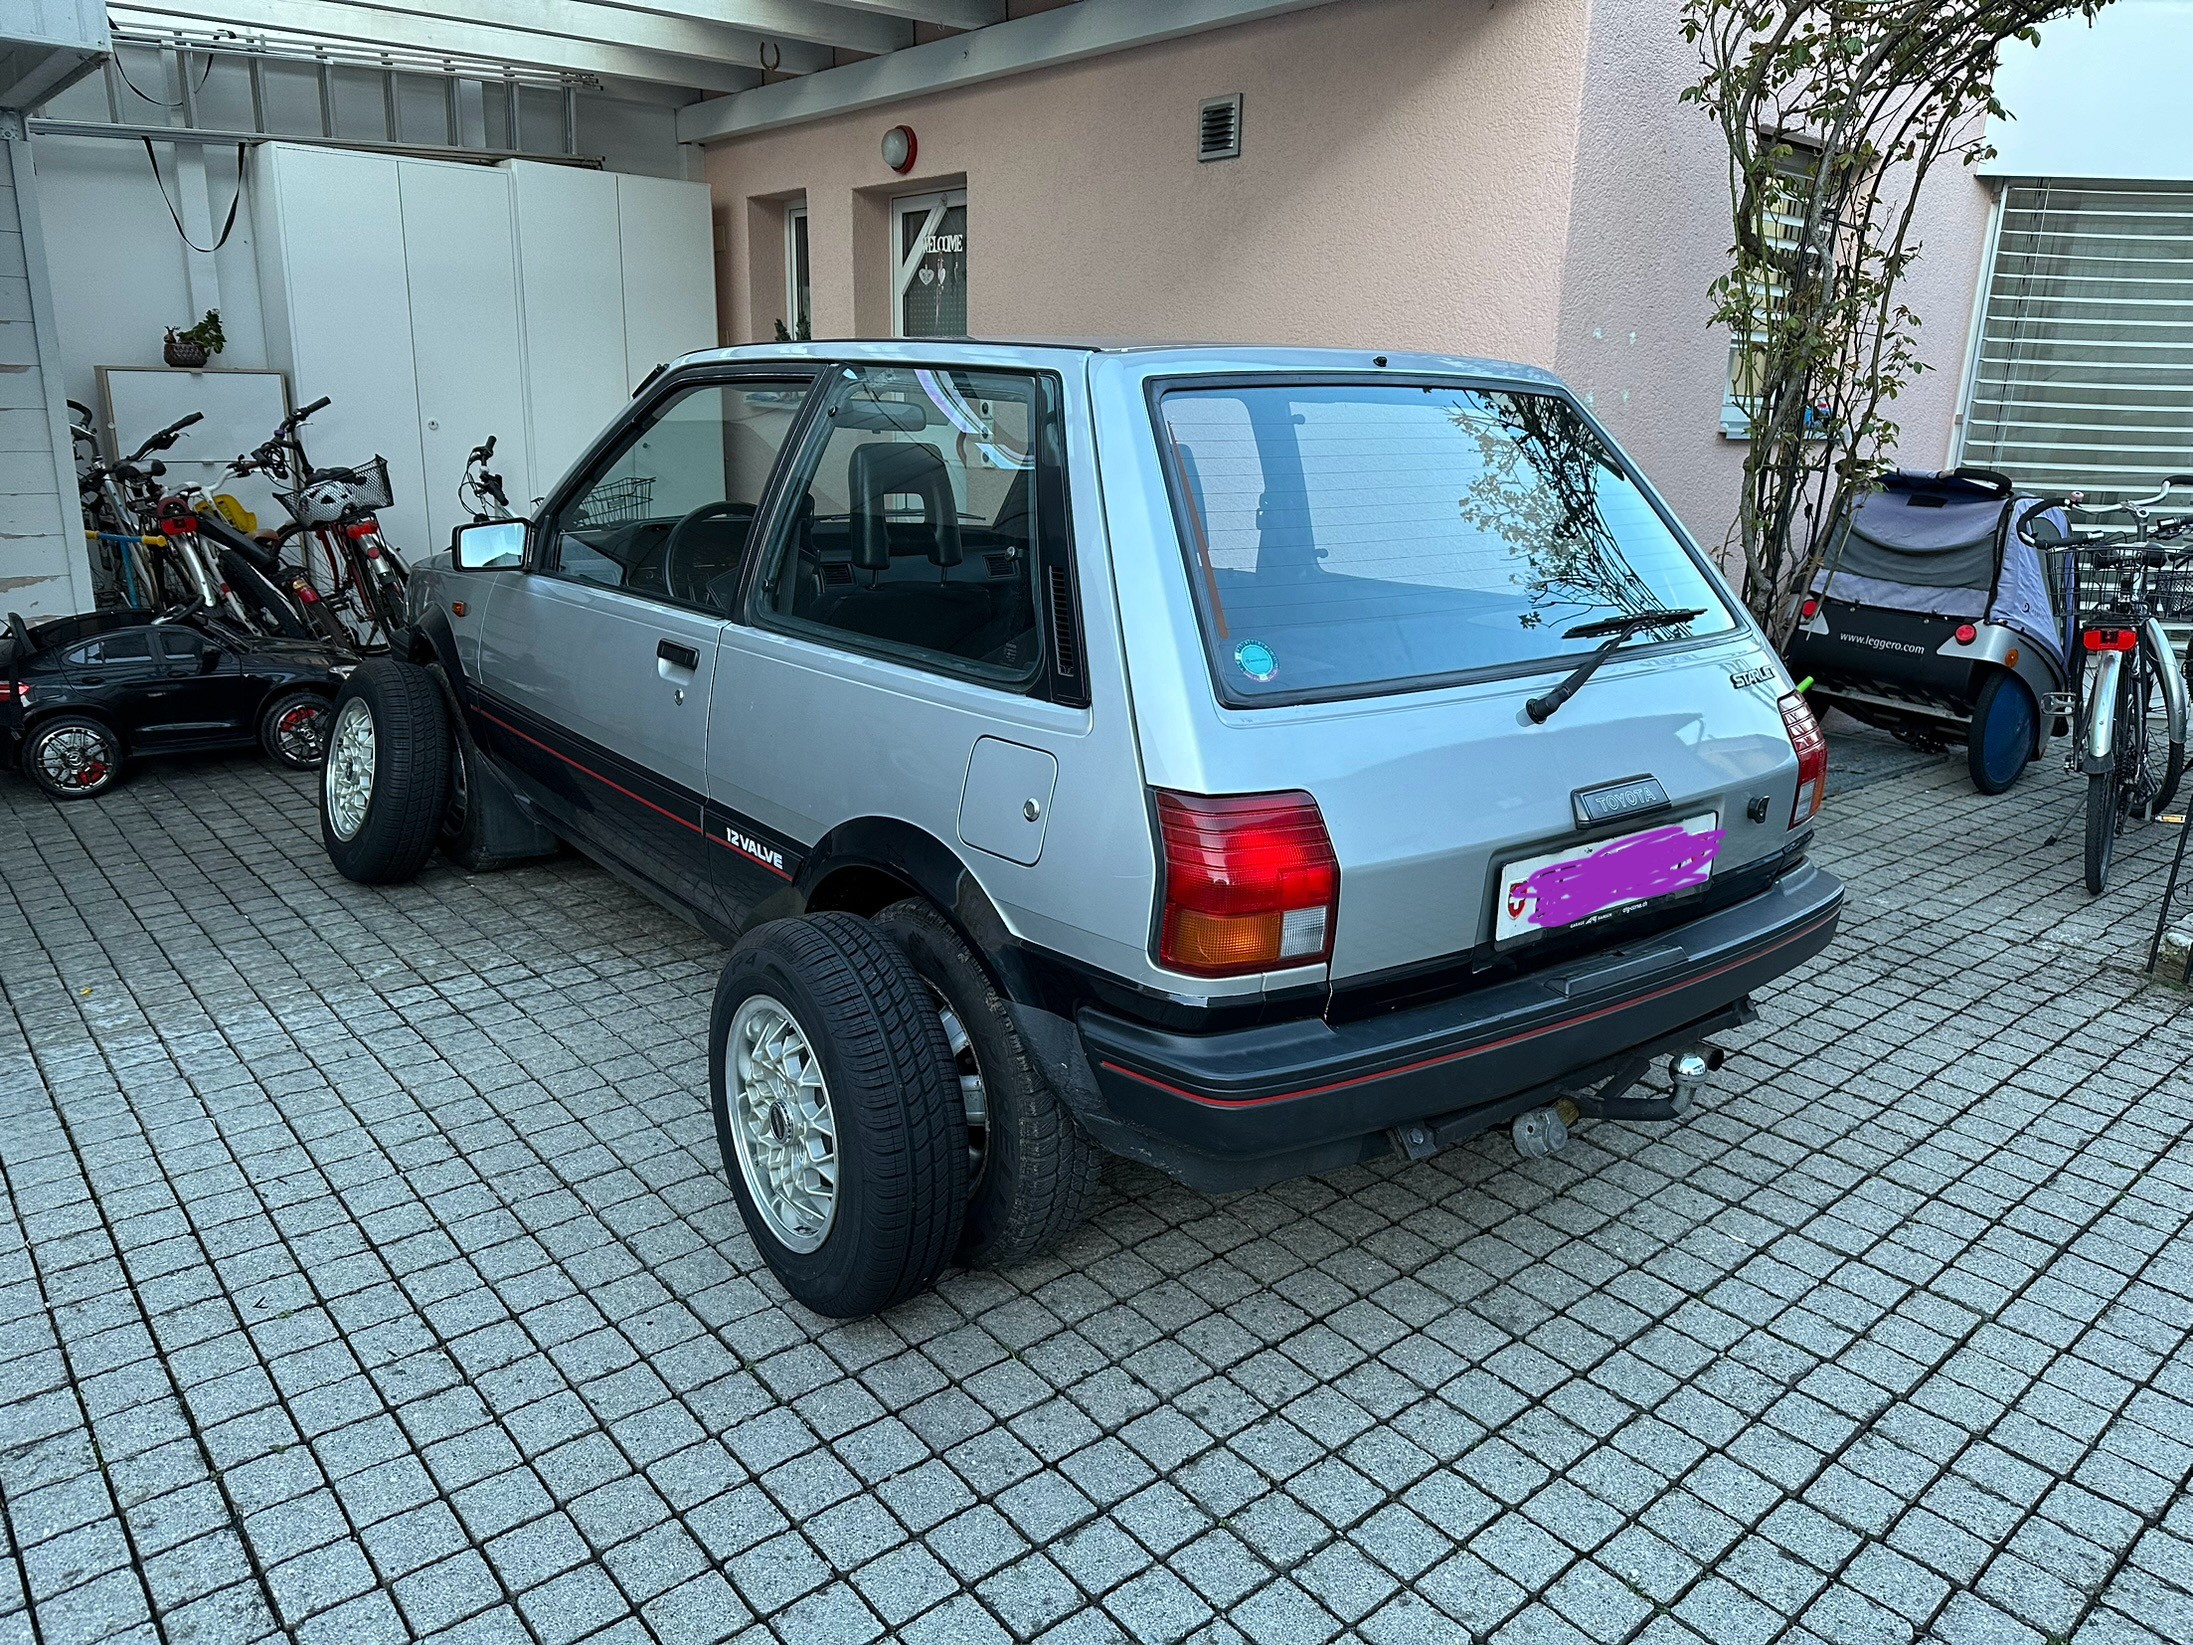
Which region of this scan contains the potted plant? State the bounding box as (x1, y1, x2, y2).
(164, 310, 225, 369)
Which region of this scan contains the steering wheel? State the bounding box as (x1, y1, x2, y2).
(662, 500, 747, 607)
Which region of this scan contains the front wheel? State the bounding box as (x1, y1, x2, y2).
(2085, 771, 2118, 895)
(259, 689, 332, 770)
(320, 658, 449, 884)
(1966, 670, 2038, 795)
(711, 914, 967, 1318)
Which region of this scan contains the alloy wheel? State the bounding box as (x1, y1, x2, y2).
(724, 994, 839, 1253)
(325, 697, 376, 840)
(36, 726, 114, 794)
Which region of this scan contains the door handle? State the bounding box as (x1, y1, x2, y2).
(657, 639, 700, 672)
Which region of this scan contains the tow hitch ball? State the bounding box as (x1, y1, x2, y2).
(1510, 1041, 1724, 1159)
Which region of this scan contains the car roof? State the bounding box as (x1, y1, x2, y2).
(667, 339, 1562, 387)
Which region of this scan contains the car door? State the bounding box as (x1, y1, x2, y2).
(144, 626, 255, 747)
(473, 370, 817, 914)
(58, 627, 165, 743)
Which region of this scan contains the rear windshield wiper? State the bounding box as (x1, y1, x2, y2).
(1525, 608, 1705, 724)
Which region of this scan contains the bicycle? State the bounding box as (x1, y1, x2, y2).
(241, 396, 411, 650)
(2016, 476, 2193, 895)
(459, 434, 517, 523)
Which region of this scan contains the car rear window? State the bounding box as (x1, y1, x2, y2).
(1155, 381, 1738, 702)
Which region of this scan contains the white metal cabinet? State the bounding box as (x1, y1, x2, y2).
(510, 161, 630, 502)
(253, 144, 428, 550)
(617, 173, 717, 392)
(398, 161, 529, 556)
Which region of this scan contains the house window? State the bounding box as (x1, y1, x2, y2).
(783, 205, 811, 341)
(893, 189, 968, 338)
(1722, 143, 1822, 438)
(1958, 180, 2193, 512)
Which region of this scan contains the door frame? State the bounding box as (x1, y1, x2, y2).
(891, 189, 968, 340)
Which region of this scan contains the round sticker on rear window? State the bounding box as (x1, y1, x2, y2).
(1234, 640, 1277, 683)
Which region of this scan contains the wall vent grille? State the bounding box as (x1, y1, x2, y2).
(1198, 95, 1241, 163)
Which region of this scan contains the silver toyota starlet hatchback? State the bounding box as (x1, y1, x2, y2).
(318, 342, 1842, 1317)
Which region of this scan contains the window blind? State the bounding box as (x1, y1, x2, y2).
(1960, 180, 2193, 511)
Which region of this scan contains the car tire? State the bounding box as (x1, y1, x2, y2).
(711, 913, 967, 1318)
(1965, 669, 2037, 795)
(259, 689, 333, 771)
(876, 898, 1101, 1268)
(320, 657, 449, 885)
(21, 715, 122, 801)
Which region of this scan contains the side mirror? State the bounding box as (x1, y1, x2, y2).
(451, 518, 526, 571)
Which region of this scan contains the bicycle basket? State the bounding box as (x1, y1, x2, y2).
(573, 475, 655, 527)
(277, 455, 394, 525)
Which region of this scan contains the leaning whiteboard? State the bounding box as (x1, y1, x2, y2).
(98, 366, 291, 473)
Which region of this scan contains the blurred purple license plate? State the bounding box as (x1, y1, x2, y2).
(1496, 812, 1725, 941)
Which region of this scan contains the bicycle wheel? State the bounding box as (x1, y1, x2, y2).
(2085, 771, 2117, 895)
(2147, 630, 2186, 815)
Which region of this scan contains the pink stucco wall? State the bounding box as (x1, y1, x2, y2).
(1552, 0, 1996, 551)
(698, 0, 1994, 551)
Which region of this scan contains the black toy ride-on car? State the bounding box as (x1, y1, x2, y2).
(3, 608, 352, 800)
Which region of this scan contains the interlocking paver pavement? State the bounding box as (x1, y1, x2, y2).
(3, 717, 2190, 1644)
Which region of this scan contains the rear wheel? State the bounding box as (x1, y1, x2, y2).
(711, 914, 967, 1317)
(320, 658, 449, 884)
(2085, 771, 2118, 895)
(875, 899, 1101, 1268)
(22, 715, 121, 801)
(1966, 669, 2038, 795)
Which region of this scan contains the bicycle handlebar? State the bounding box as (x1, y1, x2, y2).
(126, 410, 203, 463)
(291, 395, 331, 425)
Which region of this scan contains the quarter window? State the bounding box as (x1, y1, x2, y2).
(757, 364, 1049, 684)
(547, 378, 814, 614)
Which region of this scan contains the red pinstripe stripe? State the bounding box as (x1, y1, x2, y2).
(474, 706, 793, 881)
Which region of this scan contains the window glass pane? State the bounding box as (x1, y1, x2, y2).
(552, 379, 812, 611)
(67, 629, 154, 664)
(1159, 383, 1737, 701)
(787, 209, 811, 340)
(761, 365, 1042, 681)
(899, 202, 967, 338)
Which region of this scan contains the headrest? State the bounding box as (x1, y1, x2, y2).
(849, 441, 961, 572)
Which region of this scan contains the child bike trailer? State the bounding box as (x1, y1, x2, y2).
(1785, 468, 2067, 794)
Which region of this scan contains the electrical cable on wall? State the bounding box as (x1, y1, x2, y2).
(143, 139, 246, 254)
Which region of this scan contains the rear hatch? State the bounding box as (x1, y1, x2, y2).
(1133, 371, 1812, 986)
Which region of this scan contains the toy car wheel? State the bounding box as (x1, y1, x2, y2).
(260, 689, 333, 770)
(22, 715, 122, 801)
(320, 658, 450, 884)
(876, 899, 1100, 1268)
(1966, 669, 2038, 795)
(711, 913, 967, 1318)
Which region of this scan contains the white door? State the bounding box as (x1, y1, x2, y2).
(618, 173, 717, 387)
(512, 161, 629, 504)
(399, 160, 529, 555)
(892, 190, 968, 338)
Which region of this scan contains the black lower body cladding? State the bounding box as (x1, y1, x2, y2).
(1059, 863, 1844, 1194)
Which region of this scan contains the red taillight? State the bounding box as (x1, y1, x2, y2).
(1154, 789, 1339, 976)
(1953, 623, 1977, 645)
(1779, 692, 1826, 828)
(1800, 596, 1820, 620)
(2083, 627, 2138, 653)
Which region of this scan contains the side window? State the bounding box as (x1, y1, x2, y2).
(155, 628, 206, 668)
(758, 365, 1052, 686)
(64, 630, 155, 667)
(546, 378, 813, 613)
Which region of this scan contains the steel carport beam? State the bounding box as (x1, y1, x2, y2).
(678, 0, 1343, 141)
(111, 0, 800, 94)
(820, 0, 1006, 26)
(573, 0, 917, 56)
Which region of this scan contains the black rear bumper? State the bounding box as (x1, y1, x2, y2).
(1059, 862, 1842, 1193)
